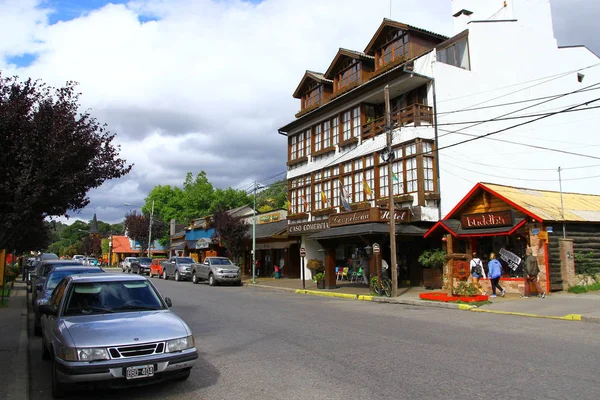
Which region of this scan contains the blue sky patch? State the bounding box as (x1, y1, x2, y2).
(45, 0, 129, 24)
(6, 53, 38, 68)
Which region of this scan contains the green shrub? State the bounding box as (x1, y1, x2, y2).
(418, 249, 446, 269)
(454, 281, 479, 296)
(574, 251, 600, 275)
(568, 282, 600, 293)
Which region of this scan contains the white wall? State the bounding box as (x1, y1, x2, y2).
(432, 3, 600, 216)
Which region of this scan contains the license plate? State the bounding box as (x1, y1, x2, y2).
(227, 275, 236, 278)
(125, 365, 154, 380)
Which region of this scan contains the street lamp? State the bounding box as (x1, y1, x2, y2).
(124, 200, 155, 258)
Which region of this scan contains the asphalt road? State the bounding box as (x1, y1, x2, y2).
(28, 273, 600, 400)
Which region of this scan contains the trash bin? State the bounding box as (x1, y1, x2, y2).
(274, 271, 280, 279)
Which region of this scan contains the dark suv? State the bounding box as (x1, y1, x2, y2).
(130, 257, 153, 275)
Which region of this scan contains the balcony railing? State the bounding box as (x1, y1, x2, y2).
(361, 103, 433, 139)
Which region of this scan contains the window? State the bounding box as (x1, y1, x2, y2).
(342, 110, 352, 141)
(337, 60, 361, 91)
(437, 37, 470, 70)
(298, 132, 304, 158)
(406, 158, 417, 193)
(332, 117, 339, 146)
(305, 129, 311, 157)
(341, 106, 361, 143)
(378, 30, 408, 67)
(290, 175, 311, 214)
(423, 142, 434, 192)
(352, 106, 361, 139)
(303, 85, 323, 109)
(314, 125, 322, 152)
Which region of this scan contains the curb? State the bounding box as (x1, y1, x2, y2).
(246, 283, 600, 322)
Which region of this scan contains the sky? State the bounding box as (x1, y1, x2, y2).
(1, 0, 599, 224)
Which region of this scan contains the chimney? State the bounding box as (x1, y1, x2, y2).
(452, 8, 473, 33)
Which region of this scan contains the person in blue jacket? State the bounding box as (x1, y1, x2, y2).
(487, 252, 505, 298)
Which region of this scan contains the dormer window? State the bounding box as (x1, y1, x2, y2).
(376, 30, 408, 68)
(336, 59, 361, 91)
(302, 83, 323, 109)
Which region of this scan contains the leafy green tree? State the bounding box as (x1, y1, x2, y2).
(211, 188, 250, 213)
(255, 180, 287, 211)
(0, 74, 132, 251)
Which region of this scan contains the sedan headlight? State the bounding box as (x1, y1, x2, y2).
(166, 336, 195, 353)
(56, 345, 109, 361)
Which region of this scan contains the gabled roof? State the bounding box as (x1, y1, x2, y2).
(293, 70, 333, 99)
(364, 18, 447, 56)
(324, 48, 374, 79)
(111, 235, 134, 254)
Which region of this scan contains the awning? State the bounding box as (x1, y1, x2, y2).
(309, 222, 429, 240)
(171, 242, 184, 250)
(424, 218, 527, 238)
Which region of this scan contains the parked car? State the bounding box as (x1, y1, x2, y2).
(130, 257, 153, 275)
(191, 257, 242, 286)
(30, 260, 83, 306)
(162, 257, 194, 281)
(83, 257, 100, 266)
(27, 253, 60, 292)
(72, 255, 85, 263)
(150, 258, 168, 278)
(121, 257, 138, 273)
(39, 273, 198, 397)
(33, 266, 104, 336)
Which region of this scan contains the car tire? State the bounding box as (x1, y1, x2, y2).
(52, 359, 66, 398)
(34, 317, 42, 337)
(192, 272, 199, 284)
(175, 271, 180, 282)
(208, 274, 216, 286)
(237, 280, 243, 287)
(42, 338, 51, 360)
(163, 270, 168, 280)
(174, 368, 191, 381)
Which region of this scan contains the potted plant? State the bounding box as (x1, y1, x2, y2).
(419, 248, 446, 289)
(306, 259, 324, 275)
(313, 272, 325, 289)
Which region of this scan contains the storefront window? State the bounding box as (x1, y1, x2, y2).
(475, 234, 528, 278)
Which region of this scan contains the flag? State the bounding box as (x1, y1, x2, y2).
(362, 177, 373, 198)
(339, 180, 351, 211)
(321, 191, 328, 205)
(300, 194, 308, 211)
(392, 172, 400, 182)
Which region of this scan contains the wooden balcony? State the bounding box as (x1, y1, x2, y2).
(361, 103, 433, 139)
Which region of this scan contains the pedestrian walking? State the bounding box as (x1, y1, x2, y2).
(487, 252, 505, 298)
(470, 252, 487, 295)
(522, 248, 546, 298)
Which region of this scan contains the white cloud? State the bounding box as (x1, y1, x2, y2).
(1, 0, 598, 223)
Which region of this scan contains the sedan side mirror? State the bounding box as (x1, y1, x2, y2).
(164, 297, 173, 307)
(38, 304, 57, 316)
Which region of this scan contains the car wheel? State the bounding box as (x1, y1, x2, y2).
(192, 272, 199, 284)
(208, 274, 216, 286)
(42, 338, 51, 360)
(52, 359, 66, 398)
(237, 280, 243, 287)
(175, 271, 180, 281)
(174, 368, 191, 381)
(163, 270, 168, 280)
(34, 316, 42, 337)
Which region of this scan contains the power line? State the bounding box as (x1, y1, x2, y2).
(437, 81, 600, 139)
(443, 151, 600, 171)
(436, 97, 600, 159)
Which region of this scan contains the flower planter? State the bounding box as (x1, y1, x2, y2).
(422, 268, 442, 289)
(419, 292, 488, 303)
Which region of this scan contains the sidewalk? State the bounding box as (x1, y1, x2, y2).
(0, 280, 29, 400)
(244, 277, 600, 323)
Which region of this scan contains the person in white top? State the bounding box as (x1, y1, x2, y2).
(469, 252, 487, 295)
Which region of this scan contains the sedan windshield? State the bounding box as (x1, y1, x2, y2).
(212, 258, 233, 266)
(138, 258, 152, 264)
(46, 268, 103, 291)
(64, 281, 164, 315)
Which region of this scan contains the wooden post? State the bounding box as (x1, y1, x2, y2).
(384, 85, 398, 297)
(324, 248, 337, 289)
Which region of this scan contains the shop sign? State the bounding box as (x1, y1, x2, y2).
(329, 208, 376, 227)
(195, 238, 211, 249)
(300, 247, 306, 257)
(259, 213, 280, 224)
(460, 210, 514, 229)
(288, 221, 329, 234)
(499, 248, 522, 271)
(379, 208, 410, 223)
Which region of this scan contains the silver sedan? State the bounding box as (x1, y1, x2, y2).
(39, 273, 198, 398)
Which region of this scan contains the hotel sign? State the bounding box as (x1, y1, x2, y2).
(378, 208, 410, 223)
(288, 221, 329, 234)
(329, 208, 377, 227)
(460, 210, 514, 229)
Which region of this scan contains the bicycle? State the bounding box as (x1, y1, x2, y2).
(371, 275, 392, 297)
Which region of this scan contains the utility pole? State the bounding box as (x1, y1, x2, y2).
(385, 85, 398, 297)
(147, 200, 154, 257)
(558, 167, 566, 238)
(252, 182, 257, 284)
